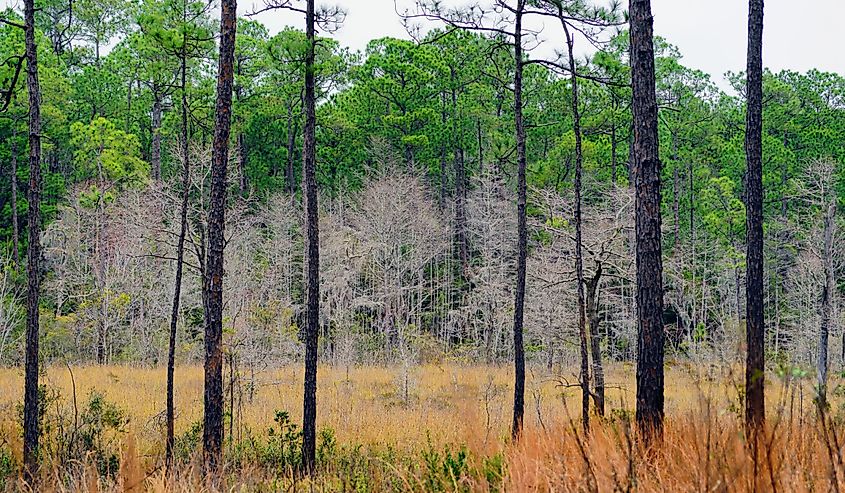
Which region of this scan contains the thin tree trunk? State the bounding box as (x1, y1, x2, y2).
(626, 125, 634, 186)
(817, 198, 835, 405)
(238, 132, 247, 194)
(126, 72, 134, 133)
(672, 134, 680, 247)
(477, 118, 483, 173)
(610, 121, 617, 184)
(744, 0, 766, 435)
(630, 0, 665, 443)
(286, 103, 298, 195)
(166, 52, 191, 471)
(776, 132, 788, 357)
(511, 0, 527, 441)
(451, 70, 468, 276)
(301, 0, 320, 473)
(23, 0, 43, 479)
(562, 20, 590, 433)
(439, 92, 447, 209)
(203, 0, 236, 471)
(151, 95, 162, 181)
(688, 160, 695, 246)
(10, 129, 20, 268)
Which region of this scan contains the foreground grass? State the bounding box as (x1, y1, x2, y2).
(0, 362, 840, 491)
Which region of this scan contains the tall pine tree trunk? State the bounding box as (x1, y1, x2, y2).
(511, 0, 527, 441)
(10, 129, 20, 268)
(301, 0, 321, 473)
(204, 0, 237, 470)
(744, 0, 765, 435)
(630, 0, 665, 443)
(563, 20, 590, 433)
(23, 0, 43, 479)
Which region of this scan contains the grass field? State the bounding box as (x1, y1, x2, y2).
(0, 362, 840, 491)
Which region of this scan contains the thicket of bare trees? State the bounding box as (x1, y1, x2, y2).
(24, 153, 842, 374)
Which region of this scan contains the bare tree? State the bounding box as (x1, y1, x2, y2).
(794, 159, 839, 405)
(464, 172, 517, 362)
(0, 255, 23, 364)
(531, 184, 633, 415)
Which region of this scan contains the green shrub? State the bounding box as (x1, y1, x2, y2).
(421, 435, 469, 491)
(482, 453, 505, 491)
(263, 410, 302, 471)
(173, 420, 203, 463)
(0, 444, 15, 490)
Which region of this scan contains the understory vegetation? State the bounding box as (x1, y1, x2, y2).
(2, 364, 845, 491)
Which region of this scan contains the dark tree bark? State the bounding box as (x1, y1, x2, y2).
(744, 0, 765, 435)
(626, 125, 634, 185)
(477, 118, 483, 173)
(285, 101, 300, 195)
(23, 0, 43, 479)
(10, 128, 20, 268)
(688, 160, 695, 245)
(238, 133, 248, 194)
(818, 198, 835, 406)
(151, 95, 163, 181)
(511, 0, 527, 441)
(630, 0, 665, 442)
(586, 263, 605, 416)
(672, 134, 680, 247)
(301, 0, 321, 473)
(126, 71, 134, 133)
(610, 118, 617, 184)
(166, 49, 191, 471)
(203, 0, 237, 470)
(439, 92, 448, 209)
(775, 133, 788, 350)
(450, 69, 468, 276)
(563, 20, 590, 433)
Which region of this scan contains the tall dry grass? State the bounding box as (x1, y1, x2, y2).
(0, 362, 841, 491)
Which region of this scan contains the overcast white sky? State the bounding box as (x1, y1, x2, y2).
(243, 0, 845, 90)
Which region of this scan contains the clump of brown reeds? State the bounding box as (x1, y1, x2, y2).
(505, 401, 845, 492)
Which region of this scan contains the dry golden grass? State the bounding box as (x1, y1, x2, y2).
(0, 362, 841, 491)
